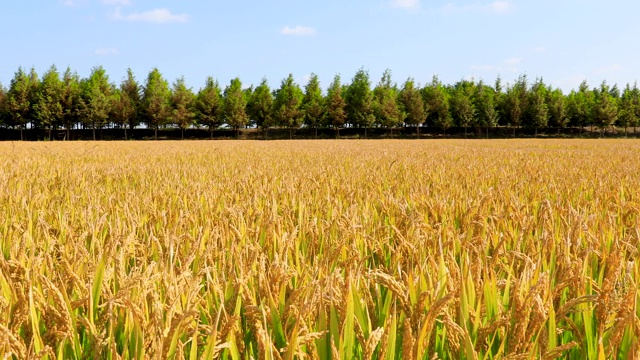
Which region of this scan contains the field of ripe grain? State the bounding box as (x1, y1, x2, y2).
(0, 140, 639, 359)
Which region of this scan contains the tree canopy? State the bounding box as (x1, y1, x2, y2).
(1, 65, 637, 140)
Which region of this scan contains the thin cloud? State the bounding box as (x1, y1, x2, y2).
(102, 0, 130, 5)
(112, 7, 189, 23)
(280, 26, 317, 36)
(95, 47, 120, 56)
(389, 0, 420, 10)
(442, 1, 514, 14)
(489, 1, 513, 13)
(61, 0, 88, 6)
(504, 57, 523, 66)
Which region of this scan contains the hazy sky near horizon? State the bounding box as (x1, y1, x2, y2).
(2, 0, 639, 92)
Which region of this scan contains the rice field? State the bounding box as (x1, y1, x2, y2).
(0, 140, 639, 359)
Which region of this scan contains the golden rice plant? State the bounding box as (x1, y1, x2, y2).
(0, 139, 639, 359)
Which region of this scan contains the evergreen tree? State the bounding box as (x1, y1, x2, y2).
(325, 75, 347, 138)
(617, 84, 637, 136)
(523, 79, 549, 136)
(593, 81, 618, 137)
(547, 88, 568, 134)
(80, 66, 112, 140)
(503, 75, 527, 137)
(109, 88, 127, 138)
(302, 74, 325, 139)
(567, 81, 594, 134)
(398, 78, 425, 138)
(247, 78, 273, 140)
(631, 83, 640, 135)
(223, 77, 249, 139)
(110, 70, 139, 140)
(494, 76, 507, 126)
(609, 84, 621, 98)
(274, 74, 304, 139)
(195, 76, 223, 139)
(450, 81, 475, 138)
(473, 80, 498, 138)
(345, 68, 375, 138)
(142, 68, 171, 140)
(372, 69, 401, 136)
(6, 67, 32, 140)
(170, 77, 196, 139)
(27, 67, 40, 129)
(119, 68, 141, 137)
(60, 67, 81, 140)
(0, 83, 7, 128)
(33, 65, 63, 140)
(422, 76, 452, 137)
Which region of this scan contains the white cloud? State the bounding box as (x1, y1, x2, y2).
(489, 1, 513, 13)
(442, 1, 513, 14)
(504, 57, 523, 66)
(280, 26, 317, 36)
(112, 7, 189, 23)
(102, 0, 130, 5)
(61, 0, 88, 6)
(389, 0, 420, 10)
(95, 47, 120, 56)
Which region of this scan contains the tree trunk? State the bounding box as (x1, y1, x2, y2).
(93, 127, 96, 141)
(364, 127, 367, 139)
(416, 125, 420, 139)
(67, 128, 71, 141)
(124, 127, 127, 140)
(181, 127, 184, 140)
(236, 127, 239, 140)
(289, 128, 293, 140)
(264, 127, 268, 140)
(315, 126, 318, 139)
(155, 125, 158, 140)
(464, 126, 468, 139)
(210, 127, 213, 140)
(336, 127, 340, 139)
(48, 128, 52, 141)
(534, 127, 538, 138)
(486, 127, 489, 139)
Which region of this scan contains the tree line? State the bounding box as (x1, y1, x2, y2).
(0, 65, 638, 140)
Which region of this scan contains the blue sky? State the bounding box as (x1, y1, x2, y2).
(1, 0, 639, 93)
